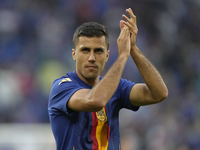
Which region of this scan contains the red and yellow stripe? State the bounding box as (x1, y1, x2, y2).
(91, 107, 110, 150)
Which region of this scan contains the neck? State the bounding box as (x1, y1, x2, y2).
(76, 71, 99, 86)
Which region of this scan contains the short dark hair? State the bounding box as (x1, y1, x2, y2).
(73, 22, 109, 49)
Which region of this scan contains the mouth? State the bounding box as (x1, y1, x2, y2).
(86, 65, 98, 70)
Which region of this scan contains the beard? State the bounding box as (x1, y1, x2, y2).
(80, 69, 99, 81)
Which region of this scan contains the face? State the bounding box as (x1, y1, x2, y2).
(72, 36, 109, 84)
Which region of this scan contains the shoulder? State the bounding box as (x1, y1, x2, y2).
(57, 77, 73, 86)
(52, 76, 73, 88)
(52, 71, 77, 86)
(50, 71, 80, 94)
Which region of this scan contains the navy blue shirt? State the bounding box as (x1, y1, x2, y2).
(48, 71, 139, 150)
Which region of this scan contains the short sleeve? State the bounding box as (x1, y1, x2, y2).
(119, 78, 139, 111)
(48, 78, 84, 115)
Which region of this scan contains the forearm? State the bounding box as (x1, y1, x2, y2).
(86, 26, 131, 110)
(131, 46, 168, 101)
(86, 55, 128, 109)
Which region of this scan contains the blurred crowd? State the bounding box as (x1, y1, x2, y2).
(0, 0, 200, 149)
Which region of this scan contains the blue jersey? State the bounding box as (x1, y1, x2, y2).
(48, 71, 139, 150)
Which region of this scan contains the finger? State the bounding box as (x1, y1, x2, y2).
(122, 15, 135, 29)
(119, 25, 130, 39)
(122, 14, 131, 24)
(125, 25, 132, 39)
(122, 25, 129, 34)
(118, 24, 127, 37)
(127, 8, 134, 17)
(122, 8, 137, 29)
(122, 15, 138, 31)
(122, 8, 138, 30)
(120, 20, 126, 30)
(124, 25, 130, 35)
(126, 8, 137, 24)
(124, 21, 138, 34)
(122, 14, 136, 28)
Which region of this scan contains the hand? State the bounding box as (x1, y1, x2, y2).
(121, 8, 138, 51)
(117, 25, 131, 58)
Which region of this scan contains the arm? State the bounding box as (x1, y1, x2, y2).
(122, 8, 168, 106)
(129, 46, 168, 106)
(68, 26, 131, 112)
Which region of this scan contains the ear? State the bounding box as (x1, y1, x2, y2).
(72, 49, 76, 60)
(105, 50, 110, 62)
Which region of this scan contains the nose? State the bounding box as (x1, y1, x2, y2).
(88, 51, 95, 62)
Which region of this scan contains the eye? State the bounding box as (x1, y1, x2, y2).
(82, 48, 90, 53)
(95, 48, 103, 54)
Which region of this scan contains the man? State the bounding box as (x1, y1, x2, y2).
(48, 8, 168, 150)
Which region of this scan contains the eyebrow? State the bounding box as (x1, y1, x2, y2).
(79, 46, 105, 50)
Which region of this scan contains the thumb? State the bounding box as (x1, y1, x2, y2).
(120, 20, 126, 30)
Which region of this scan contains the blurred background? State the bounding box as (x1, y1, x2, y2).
(0, 0, 200, 149)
